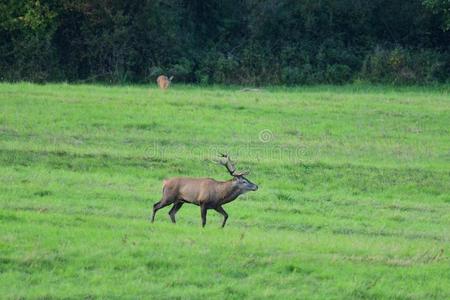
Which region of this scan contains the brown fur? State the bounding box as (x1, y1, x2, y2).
(151, 176, 258, 227)
(156, 75, 172, 89)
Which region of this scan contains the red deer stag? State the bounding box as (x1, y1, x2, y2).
(156, 75, 173, 89)
(150, 154, 258, 227)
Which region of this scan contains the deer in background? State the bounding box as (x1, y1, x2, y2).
(150, 154, 258, 227)
(156, 75, 173, 89)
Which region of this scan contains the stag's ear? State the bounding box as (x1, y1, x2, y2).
(169, 76, 174, 81)
(232, 176, 239, 181)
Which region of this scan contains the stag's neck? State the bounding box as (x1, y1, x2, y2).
(218, 180, 242, 204)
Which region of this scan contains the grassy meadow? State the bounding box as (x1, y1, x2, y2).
(0, 83, 449, 299)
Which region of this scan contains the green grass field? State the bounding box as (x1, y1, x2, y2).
(0, 83, 449, 299)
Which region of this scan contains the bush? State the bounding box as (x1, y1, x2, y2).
(325, 64, 353, 84)
(0, 0, 58, 82)
(169, 58, 194, 82)
(281, 64, 315, 85)
(0, 0, 449, 85)
(212, 54, 239, 84)
(360, 46, 449, 84)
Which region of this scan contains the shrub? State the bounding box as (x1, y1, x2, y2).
(360, 46, 449, 84)
(325, 64, 353, 84)
(169, 58, 194, 82)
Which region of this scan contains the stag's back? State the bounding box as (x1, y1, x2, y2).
(156, 75, 172, 89)
(164, 177, 222, 204)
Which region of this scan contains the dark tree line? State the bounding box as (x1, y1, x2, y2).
(1, 0, 449, 84)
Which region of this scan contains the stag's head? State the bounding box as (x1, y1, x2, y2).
(218, 154, 258, 192)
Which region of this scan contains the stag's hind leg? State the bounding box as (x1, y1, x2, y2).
(150, 193, 176, 223)
(168, 202, 184, 223)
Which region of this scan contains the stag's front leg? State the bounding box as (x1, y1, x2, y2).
(214, 206, 229, 228)
(200, 205, 208, 227)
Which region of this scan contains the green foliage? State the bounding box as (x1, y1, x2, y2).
(361, 46, 450, 84)
(423, 0, 450, 30)
(0, 0, 449, 84)
(0, 0, 58, 81)
(0, 83, 449, 298)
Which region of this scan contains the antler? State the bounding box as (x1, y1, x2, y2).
(217, 153, 248, 177)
